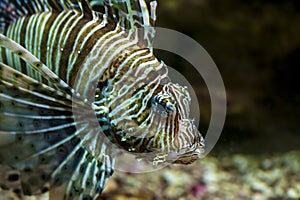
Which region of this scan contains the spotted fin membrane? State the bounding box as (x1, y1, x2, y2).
(0, 34, 113, 199)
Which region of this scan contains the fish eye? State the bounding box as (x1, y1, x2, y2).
(152, 92, 175, 115)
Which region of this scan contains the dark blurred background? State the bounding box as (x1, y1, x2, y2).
(154, 0, 300, 155)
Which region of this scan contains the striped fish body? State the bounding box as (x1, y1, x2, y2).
(0, 0, 205, 199)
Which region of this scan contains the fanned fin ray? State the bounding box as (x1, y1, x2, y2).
(0, 61, 113, 199)
(90, 0, 157, 47)
(0, 33, 113, 198)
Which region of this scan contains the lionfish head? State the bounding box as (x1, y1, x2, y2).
(150, 82, 205, 165)
(103, 60, 205, 165)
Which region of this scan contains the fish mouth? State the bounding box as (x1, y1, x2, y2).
(165, 144, 205, 165)
(166, 121, 205, 164)
(148, 118, 205, 165)
(147, 139, 205, 166)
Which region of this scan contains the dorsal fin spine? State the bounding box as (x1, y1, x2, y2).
(139, 0, 150, 27)
(150, 1, 157, 26)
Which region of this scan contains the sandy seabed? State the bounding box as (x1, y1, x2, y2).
(1, 151, 299, 200)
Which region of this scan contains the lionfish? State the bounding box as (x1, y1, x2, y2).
(0, 0, 205, 199)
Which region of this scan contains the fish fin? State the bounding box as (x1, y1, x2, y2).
(90, 0, 157, 47)
(0, 65, 79, 133)
(49, 144, 114, 200)
(0, 0, 95, 33)
(0, 126, 113, 198)
(0, 124, 113, 197)
(0, 166, 24, 199)
(0, 61, 113, 197)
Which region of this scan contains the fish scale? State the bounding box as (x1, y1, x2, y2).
(0, 0, 205, 199)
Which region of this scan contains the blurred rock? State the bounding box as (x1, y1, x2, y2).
(100, 151, 300, 199)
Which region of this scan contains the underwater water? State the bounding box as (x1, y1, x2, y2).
(0, 0, 299, 200)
